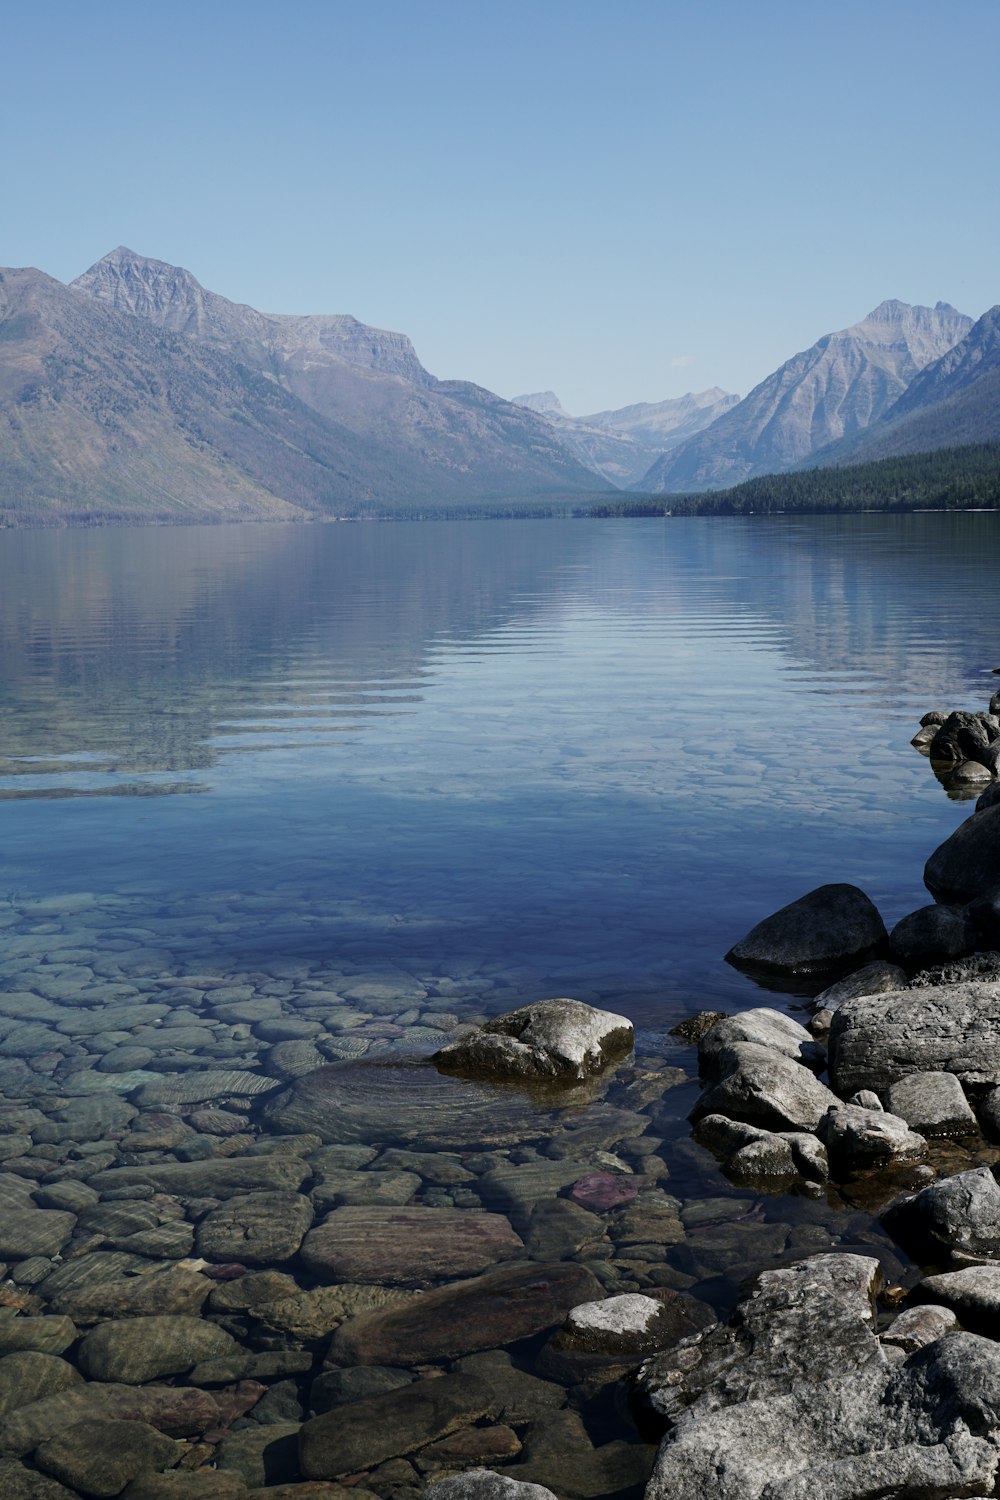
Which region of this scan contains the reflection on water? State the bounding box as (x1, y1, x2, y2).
(1, 515, 999, 1484)
(1, 516, 996, 1022)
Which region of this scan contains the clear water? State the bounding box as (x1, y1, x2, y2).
(0, 514, 991, 1023)
(3, 513, 1000, 1483)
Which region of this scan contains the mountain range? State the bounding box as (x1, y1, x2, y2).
(1, 248, 998, 524)
(0, 249, 610, 524)
(637, 301, 977, 493)
(511, 388, 740, 487)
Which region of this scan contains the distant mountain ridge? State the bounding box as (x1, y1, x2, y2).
(812, 305, 1000, 467)
(0, 250, 610, 523)
(512, 386, 739, 487)
(638, 300, 974, 493)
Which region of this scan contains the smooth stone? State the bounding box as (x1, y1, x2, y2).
(816, 1104, 926, 1172)
(255, 1284, 417, 1341)
(86, 1157, 309, 1199)
(829, 982, 1000, 1097)
(692, 1043, 839, 1132)
(78, 1314, 239, 1384)
(326, 1260, 604, 1367)
(0, 1211, 76, 1261)
(725, 883, 887, 977)
(0, 1353, 82, 1416)
(190, 1351, 312, 1385)
(889, 904, 979, 967)
(309, 1366, 414, 1416)
(417, 1426, 522, 1470)
(885, 1071, 977, 1137)
(131, 1071, 280, 1108)
(434, 999, 633, 1083)
(0, 1457, 81, 1498)
(477, 1161, 594, 1224)
(881, 1304, 960, 1353)
(0, 1316, 77, 1356)
(496, 1409, 653, 1499)
(309, 1168, 420, 1213)
(524, 1199, 605, 1260)
(117, 1223, 195, 1259)
(0, 1383, 223, 1456)
(428, 1473, 558, 1500)
(196, 1192, 314, 1265)
(911, 1265, 1000, 1335)
(261, 1059, 563, 1150)
(925, 804, 1000, 901)
(299, 1206, 523, 1285)
(812, 961, 908, 1013)
(568, 1172, 639, 1212)
(34, 1419, 180, 1498)
(121, 1475, 248, 1500)
(215, 1424, 301, 1490)
(264, 1041, 326, 1080)
(299, 1372, 493, 1480)
(559, 1292, 682, 1353)
(697, 1009, 824, 1074)
(208, 1271, 300, 1314)
(41, 1262, 212, 1321)
(883, 1167, 1000, 1262)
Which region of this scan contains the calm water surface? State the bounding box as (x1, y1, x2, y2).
(1, 514, 999, 1482)
(0, 515, 991, 1021)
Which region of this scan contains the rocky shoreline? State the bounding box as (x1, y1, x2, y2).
(2, 690, 1000, 1497)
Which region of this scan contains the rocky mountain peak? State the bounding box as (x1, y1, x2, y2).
(512, 391, 570, 418)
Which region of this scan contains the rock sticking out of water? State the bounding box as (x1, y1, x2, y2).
(434, 998, 634, 1084)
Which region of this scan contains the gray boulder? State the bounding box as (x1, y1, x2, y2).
(428, 1474, 559, 1500)
(697, 1009, 824, 1075)
(34, 1419, 180, 1499)
(888, 904, 979, 968)
(434, 999, 633, 1083)
(881, 1304, 959, 1354)
(639, 1253, 1000, 1500)
(925, 804, 1000, 901)
(816, 1104, 926, 1173)
(829, 981, 1000, 1097)
(928, 711, 993, 765)
(812, 960, 907, 1014)
(911, 1264, 1000, 1336)
(883, 1167, 1000, 1264)
(691, 1043, 839, 1132)
(693, 1115, 828, 1182)
(78, 1315, 239, 1384)
(886, 1071, 977, 1137)
(725, 884, 887, 978)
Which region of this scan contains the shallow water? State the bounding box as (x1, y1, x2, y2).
(0, 514, 998, 1492)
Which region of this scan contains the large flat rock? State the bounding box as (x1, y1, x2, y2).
(299, 1371, 492, 1479)
(260, 1058, 565, 1149)
(86, 1156, 309, 1199)
(829, 982, 1000, 1097)
(325, 1260, 604, 1367)
(299, 1205, 523, 1285)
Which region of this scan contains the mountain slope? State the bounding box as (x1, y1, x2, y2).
(812, 306, 1000, 466)
(512, 387, 738, 487)
(637, 301, 973, 493)
(70, 249, 608, 505)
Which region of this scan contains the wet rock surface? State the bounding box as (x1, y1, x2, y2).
(434, 999, 634, 1083)
(724, 883, 888, 977)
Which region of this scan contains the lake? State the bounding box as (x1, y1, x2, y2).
(0, 513, 997, 1487)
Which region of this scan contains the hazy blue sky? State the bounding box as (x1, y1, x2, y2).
(5, 0, 998, 412)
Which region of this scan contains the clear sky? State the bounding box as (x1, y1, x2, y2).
(4, 0, 998, 413)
